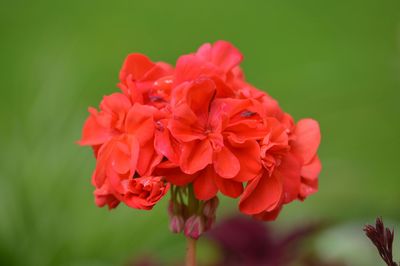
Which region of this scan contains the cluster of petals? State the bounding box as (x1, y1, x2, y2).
(79, 41, 321, 220)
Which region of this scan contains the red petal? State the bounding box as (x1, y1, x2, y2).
(180, 140, 213, 174)
(93, 181, 120, 209)
(291, 119, 321, 164)
(127, 136, 140, 176)
(107, 167, 125, 194)
(155, 162, 197, 186)
(174, 55, 215, 85)
(136, 139, 162, 176)
(125, 103, 156, 144)
(100, 93, 131, 115)
(214, 176, 243, 198)
(226, 121, 268, 143)
(119, 53, 155, 82)
(195, 43, 212, 61)
(193, 167, 218, 200)
(301, 155, 321, 180)
(299, 178, 318, 199)
(213, 146, 240, 178)
(212, 98, 251, 118)
(93, 139, 116, 187)
(277, 153, 302, 204)
(185, 78, 216, 117)
(196, 41, 243, 72)
(239, 173, 282, 215)
(78, 108, 112, 146)
(229, 140, 261, 182)
(154, 121, 180, 163)
(211, 41, 243, 71)
(111, 141, 131, 174)
(168, 115, 205, 142)
(252, 206, 283, 221)
(142, 62, 173, 81)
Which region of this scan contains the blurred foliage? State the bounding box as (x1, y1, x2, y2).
(0, 0, 399, 265)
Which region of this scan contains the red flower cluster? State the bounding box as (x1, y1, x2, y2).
(79, 41, 321, 220)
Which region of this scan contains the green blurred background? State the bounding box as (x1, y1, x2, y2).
(1, 0, 399, 265)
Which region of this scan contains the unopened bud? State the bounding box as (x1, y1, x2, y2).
(204, 215, 216, 232)
(169, 215, 185, 234)
(203, 197, 219, 217)
(184, 215, 204, 239)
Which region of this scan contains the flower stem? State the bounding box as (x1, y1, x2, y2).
(185, 236, 197, 266)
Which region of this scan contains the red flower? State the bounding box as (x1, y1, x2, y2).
(239, 118, 321, 220)
(79, 41, 321, 223)
(118, 53, 173, 107)
(174, 41, 243, 98)
(168, 78, 266, 199)
(123, 176, 169, 210)
(78, 93, 131, 149)
(80, 101, 166, 209)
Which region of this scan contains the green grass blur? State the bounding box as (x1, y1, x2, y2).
(0, 0, 399, 265)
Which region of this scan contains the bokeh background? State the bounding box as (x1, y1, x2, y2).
(1, 0, 400, 265)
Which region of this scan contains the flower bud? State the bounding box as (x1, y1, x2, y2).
(184, 215, 204, 239)
(169, 215, 185, 234)
(203, 197, 219, 217)
(204, 215, 216, 232)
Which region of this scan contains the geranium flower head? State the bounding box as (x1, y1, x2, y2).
(79, 41, 321, 234)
